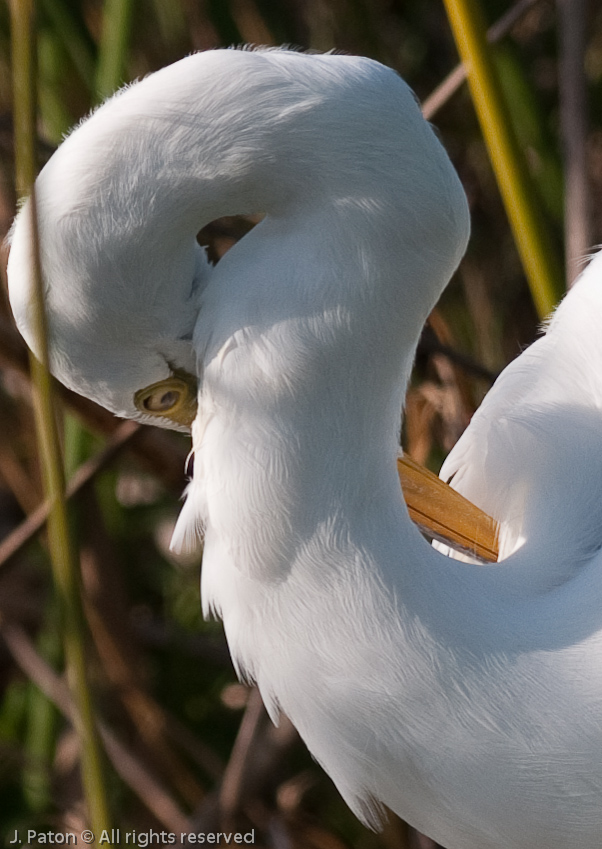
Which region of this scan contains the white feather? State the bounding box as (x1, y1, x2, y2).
(8, 47, 602, 849)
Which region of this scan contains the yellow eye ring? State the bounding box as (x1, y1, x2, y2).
(134, 372, 197, 428)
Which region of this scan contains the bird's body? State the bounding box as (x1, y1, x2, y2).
(8, 48, 602, 848)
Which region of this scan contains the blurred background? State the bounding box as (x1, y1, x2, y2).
(0, 0, 601, 846)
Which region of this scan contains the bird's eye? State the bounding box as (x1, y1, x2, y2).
(143, 388, 181, 413)
(134, 372, 198, 429)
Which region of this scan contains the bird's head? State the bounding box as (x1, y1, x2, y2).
(7, 101, 213, 433)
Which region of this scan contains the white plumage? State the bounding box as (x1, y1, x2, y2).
(8, 48, 602, 848)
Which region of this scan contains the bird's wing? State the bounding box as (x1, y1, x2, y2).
(440, 254, 602, 570)
(437, 347, 542, 561)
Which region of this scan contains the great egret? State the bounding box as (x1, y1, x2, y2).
(8, 48, 602, 849)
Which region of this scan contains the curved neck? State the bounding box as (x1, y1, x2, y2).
(179, 191, 468, 590)
(139, 52, 472, 591)
(37, 49, 467, 300)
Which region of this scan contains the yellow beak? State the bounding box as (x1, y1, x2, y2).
(397, 454, 499, 563)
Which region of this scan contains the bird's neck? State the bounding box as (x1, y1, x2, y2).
(177, 194, 466, 591)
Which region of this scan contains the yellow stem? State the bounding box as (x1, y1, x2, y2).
(442, 0, 563, 318)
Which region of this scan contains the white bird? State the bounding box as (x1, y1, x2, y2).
(7, 48, 602, 849)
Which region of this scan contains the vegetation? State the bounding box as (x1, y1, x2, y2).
(0, 0, 600, 847)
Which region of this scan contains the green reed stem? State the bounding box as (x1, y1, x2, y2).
(95, 0, 134, 101)
(9, 0, 113, 834)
